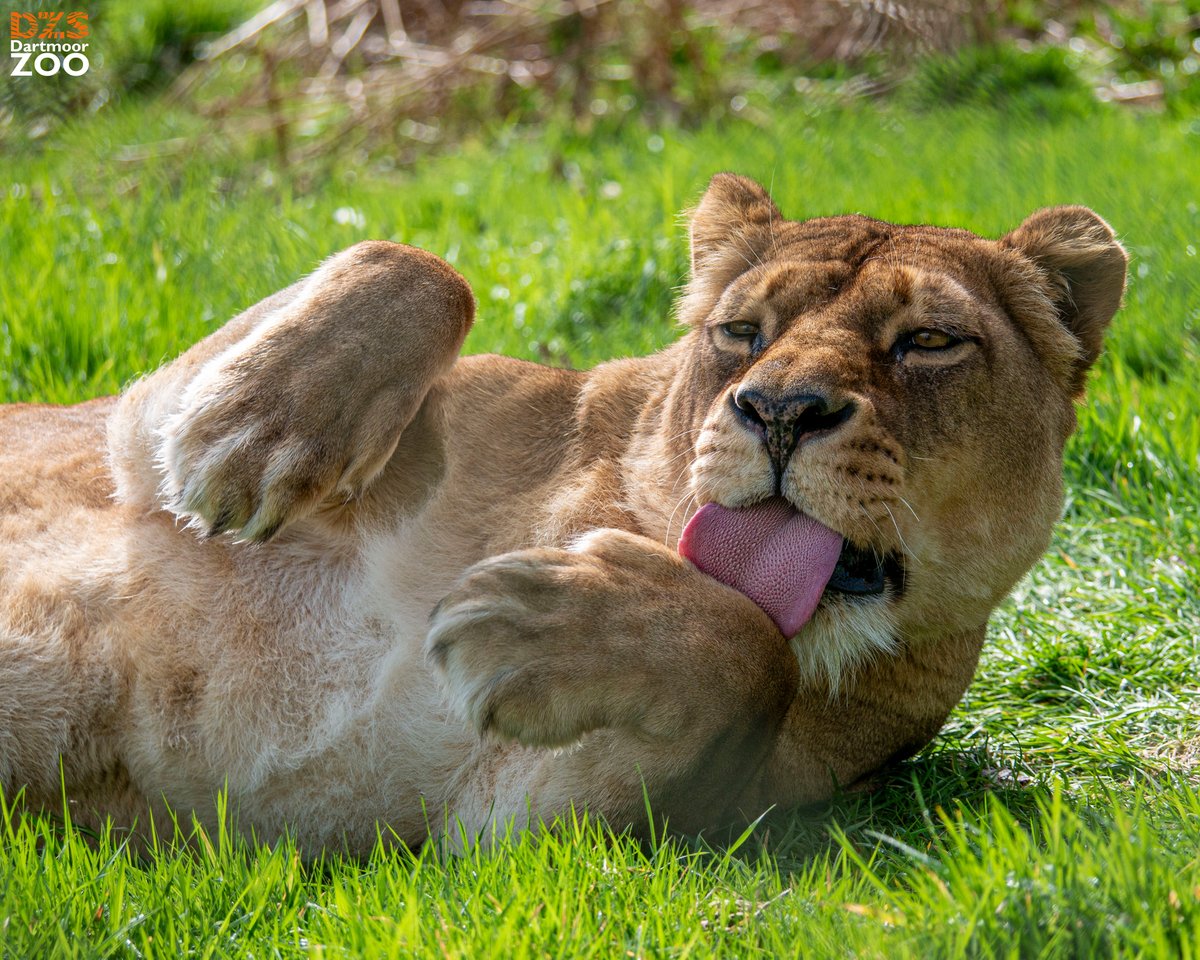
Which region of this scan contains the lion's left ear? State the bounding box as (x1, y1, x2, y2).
(1001, 206, 1127, 394)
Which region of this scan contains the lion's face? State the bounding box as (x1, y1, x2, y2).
(676, 175, 1126, 684)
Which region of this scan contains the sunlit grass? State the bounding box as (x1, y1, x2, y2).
(6, 784, 1200, 957)
(2, 99, 1199, 956)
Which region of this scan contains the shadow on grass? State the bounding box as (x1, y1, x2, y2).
(718, 742, 1054, 872)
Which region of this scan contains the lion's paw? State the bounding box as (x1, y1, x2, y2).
(160, 352, 401, 542)
(426, 532, 695, 747)
(426, 549, 595, 747)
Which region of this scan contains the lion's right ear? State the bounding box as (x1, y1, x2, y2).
(688, 174, 781, 277)
(679, 174, 781, 326)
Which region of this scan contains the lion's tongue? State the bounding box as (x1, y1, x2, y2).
(678, 498, 843, 638)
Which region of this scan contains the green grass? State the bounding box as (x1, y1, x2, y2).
(2, 98, 1200, 957)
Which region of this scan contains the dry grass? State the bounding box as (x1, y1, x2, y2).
(169, 0, 1003, 164)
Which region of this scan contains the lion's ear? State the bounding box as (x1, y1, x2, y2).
(1001, 206, 1127, 394)
(688, 174, 781, 277)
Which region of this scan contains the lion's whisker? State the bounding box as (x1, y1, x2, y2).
(859, 505, 888, 548)
(658, 425, 702, 447)
(655, 460, 699, 537)
(882, 502, 920, 565)
(656, 447, 698, 472)
(732, 231, 767, 271)
(897, 495, 921, 523)
(766, 169, 780, 259)
(664, 491, 698, 547)
(730, 247, 758, 272)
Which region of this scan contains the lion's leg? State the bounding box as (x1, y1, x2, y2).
(108, 242, 475, 540)
(428, 530, 800, 836)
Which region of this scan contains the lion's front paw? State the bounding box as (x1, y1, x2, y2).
(426, 549, 600, 747)
(161, 354, 404, 542)
(426, 531, 701, 747)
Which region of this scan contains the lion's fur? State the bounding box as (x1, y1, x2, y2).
(0, 176, 1126, 851)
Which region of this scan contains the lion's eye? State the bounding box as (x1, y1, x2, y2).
(720, 320, 760, 341)
(901, 328, 963, 352)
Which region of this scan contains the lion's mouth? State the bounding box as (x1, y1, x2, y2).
(678, 497, 903, 638)
(826, 541, 903, 597)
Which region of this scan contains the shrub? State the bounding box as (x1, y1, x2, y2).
(906, 43, 1097, 118)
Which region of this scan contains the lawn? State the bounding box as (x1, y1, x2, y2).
(2, 97, 1200, 957)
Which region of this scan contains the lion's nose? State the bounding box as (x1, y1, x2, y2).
(731, 387, 857, 475)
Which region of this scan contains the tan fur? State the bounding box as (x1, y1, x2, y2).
(0, 176, 1126, 851)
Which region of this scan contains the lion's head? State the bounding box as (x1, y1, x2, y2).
(670, 174, 1126, 686)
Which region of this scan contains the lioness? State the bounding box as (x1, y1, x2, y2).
(0, 175, 1125, 852)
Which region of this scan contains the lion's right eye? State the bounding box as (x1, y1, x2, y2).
(720, 320, 760, 340)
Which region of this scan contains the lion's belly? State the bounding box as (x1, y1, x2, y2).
(0, 403, 469, 849)
(107, 513, 484, 851)
(0, 400, 561, 851)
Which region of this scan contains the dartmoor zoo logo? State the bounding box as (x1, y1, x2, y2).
(10, 10, 90, 77)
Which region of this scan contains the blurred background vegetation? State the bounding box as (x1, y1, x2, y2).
(2, 0, 1197, 167)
